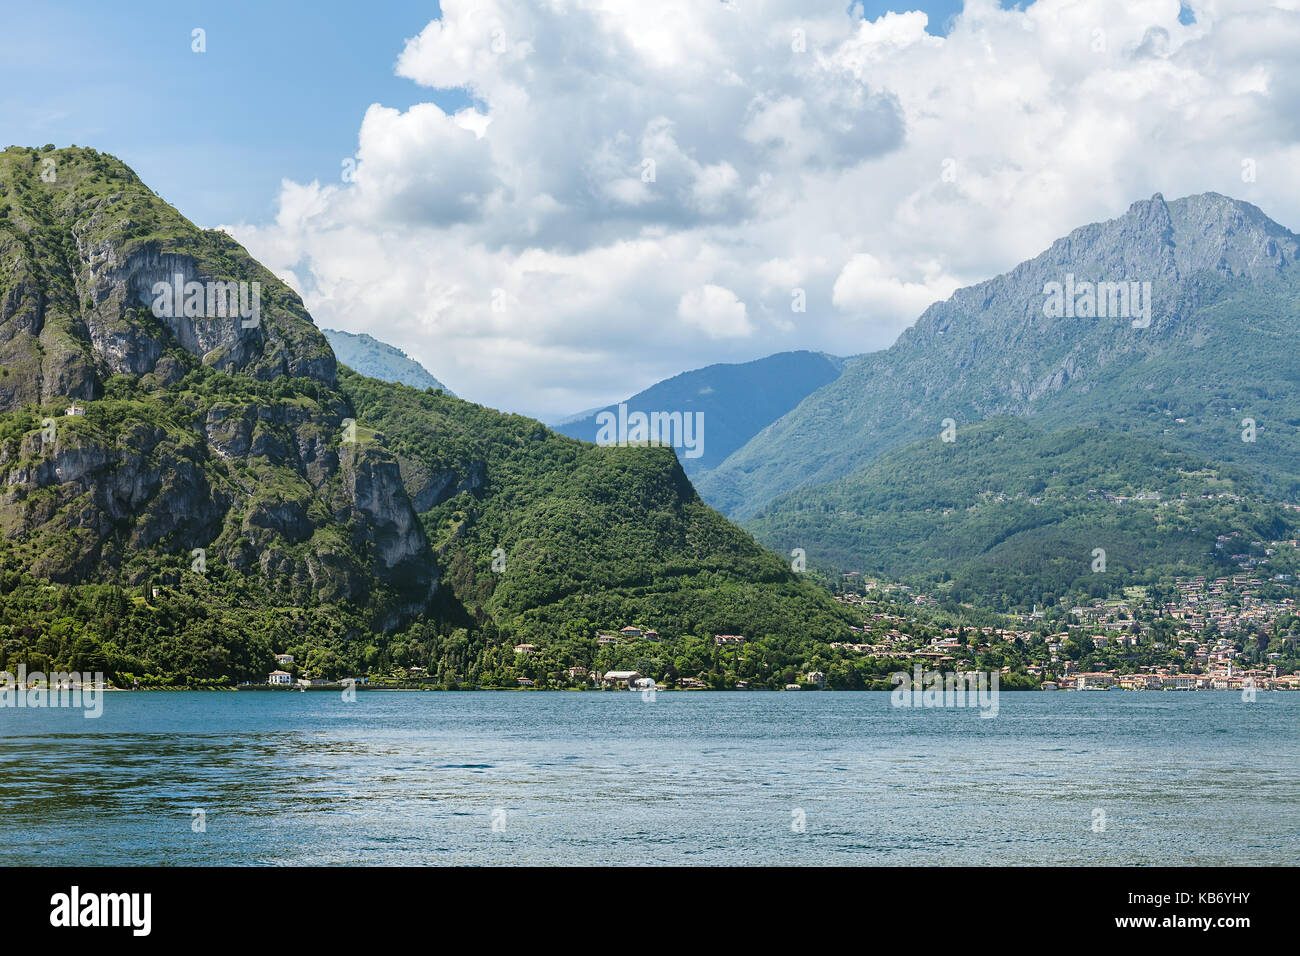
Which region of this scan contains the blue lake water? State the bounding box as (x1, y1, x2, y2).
(1, 691, 1296, 865)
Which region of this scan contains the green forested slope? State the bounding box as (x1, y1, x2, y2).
(747, 418, 1300, 611)
(0, 146, 855, 687)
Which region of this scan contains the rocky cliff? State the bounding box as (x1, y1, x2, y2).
(0, 146, 435, 624)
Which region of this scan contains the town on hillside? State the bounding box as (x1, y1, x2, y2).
(831, 570, 1300, 691)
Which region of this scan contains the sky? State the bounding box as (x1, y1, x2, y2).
(5, 0, 1300, 421)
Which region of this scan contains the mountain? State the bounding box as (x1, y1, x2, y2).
(322, 328, 453, 395)
(746, 417, 1300, 611)
(0, 149, 334, 408)
(551, 350, 846, 476)
(699, 193, 1300, 520)
(0, 145, 435, 629)
(343, 374, 855, 648)
(0, 146, 854, 685)
(549, 405, 606, 428)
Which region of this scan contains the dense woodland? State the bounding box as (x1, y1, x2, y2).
(748, 418, 1300, 611)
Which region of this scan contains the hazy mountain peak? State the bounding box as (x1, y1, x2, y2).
(550, 350, 846, 476)
(322, 329, 453, 396)
(1165, 191, 1299, 278)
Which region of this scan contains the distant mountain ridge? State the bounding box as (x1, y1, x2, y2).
(551, 350, 847, 476)
(323, 329, 452, 395)
(699, 192, 1300, 520)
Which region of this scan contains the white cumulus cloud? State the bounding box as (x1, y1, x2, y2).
(225, 0, 1300, 422)
(678, 285, 754, 339)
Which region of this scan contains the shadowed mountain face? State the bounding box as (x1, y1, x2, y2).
(0, 147, 434, 621)
(551, 350, 846, 477)
(698, 193, 1300, 521)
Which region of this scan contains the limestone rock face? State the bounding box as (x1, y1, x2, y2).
(0, 147, 435, 625)
(342, 444, 437, 587)
(400, 457, 487, 513)
(0, 146, 336, 417)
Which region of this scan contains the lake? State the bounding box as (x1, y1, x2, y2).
(1, 690, 1296, 865)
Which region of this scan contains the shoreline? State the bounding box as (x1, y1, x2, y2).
(62, 684, 1300, 693)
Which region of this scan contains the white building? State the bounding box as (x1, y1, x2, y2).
(600, 670, 641, 688)
(267, 670, 293, 685)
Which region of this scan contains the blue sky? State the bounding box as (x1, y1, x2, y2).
(1, 0, 967, 229)
(0, 0, 462, 226)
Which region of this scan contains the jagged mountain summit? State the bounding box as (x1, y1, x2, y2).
(699, 192, 1300, 520)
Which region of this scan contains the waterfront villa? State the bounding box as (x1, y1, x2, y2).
(1074, 672, 1115, 690)
(600, 670, 642, 689)
(267, 670, 292, 685)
